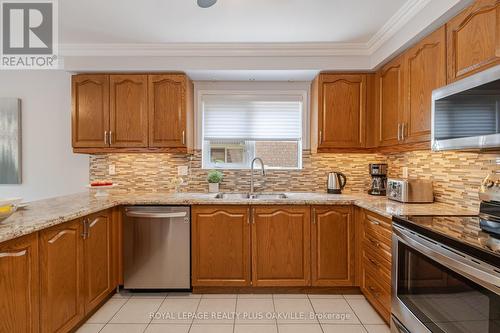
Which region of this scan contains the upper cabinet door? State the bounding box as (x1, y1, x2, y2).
(252, 206, 311, 287)
(318, 74, 366, 149)
(72, 75, 110, 148)
(377, 56, 404, 147)
(83, 211, 113, 314)
(148, 75, 187, 148)
(0, 234, 39, 333)
(404, 26, 446, 143)
(109, 75, 149, 148)
(447, 0, 500, 82)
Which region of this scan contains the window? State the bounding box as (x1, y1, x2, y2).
(202, 94, 303, 169)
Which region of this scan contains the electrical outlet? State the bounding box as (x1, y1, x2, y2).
(402, 167, 409, 179)
(108, 164, 116, 176)
(178, 165, 189, 176)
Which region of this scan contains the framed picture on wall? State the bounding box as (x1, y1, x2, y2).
(0, 98, 22, 184)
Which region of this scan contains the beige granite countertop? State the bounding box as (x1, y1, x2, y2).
(0, 191, 476, 243)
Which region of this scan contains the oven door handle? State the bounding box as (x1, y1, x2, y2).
(393, 225, 500, 294)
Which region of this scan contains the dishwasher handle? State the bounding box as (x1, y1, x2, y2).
(125, 211, 187, 219)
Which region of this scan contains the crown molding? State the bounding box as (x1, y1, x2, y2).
(60, 42, 371, 57)
(60, 0, 430, 59)
(366, 0, 431, 53)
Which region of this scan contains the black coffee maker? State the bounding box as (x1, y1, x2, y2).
(368, 163, 387, 196)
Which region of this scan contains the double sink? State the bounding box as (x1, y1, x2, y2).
(214, 193, 288, 200)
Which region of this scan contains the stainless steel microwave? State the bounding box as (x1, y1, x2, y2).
(432, 65, 500, 151)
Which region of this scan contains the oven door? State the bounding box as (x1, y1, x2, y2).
(391, 224, 500, 333)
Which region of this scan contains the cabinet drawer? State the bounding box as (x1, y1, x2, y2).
(362, 246, 391, 283)
(362, 236, 391, 266)
(362, 267, 391, 321)
(363, 211, 392, 246)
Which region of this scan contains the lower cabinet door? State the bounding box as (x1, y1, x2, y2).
(84, 210, 113, 314)
(191, 206, 251, 286)
(0, 233, 39, 333)
(311, 206, 355, 286)
(40, 220, 84, 333)
(252, 206, 311, 286)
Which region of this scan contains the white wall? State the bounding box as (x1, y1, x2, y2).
(0, 71, 89, 202)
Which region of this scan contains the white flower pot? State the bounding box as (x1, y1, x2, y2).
(208, 183, 219, 193)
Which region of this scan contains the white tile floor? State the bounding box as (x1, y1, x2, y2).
(78, 292, 390, 333)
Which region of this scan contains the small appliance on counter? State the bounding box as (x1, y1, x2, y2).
(391, 172, 500, 333)
(368, 163, 387, 196)
(387, 178, 434, 203)
(327, 171, 347, 194)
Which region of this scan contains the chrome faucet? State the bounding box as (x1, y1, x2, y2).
(250, 157, 266, 196)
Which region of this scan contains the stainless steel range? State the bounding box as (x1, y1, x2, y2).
(391, 172, 500, 333)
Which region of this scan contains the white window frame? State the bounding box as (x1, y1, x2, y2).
(196, 84, 309, 170)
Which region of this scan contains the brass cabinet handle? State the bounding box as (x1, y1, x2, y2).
(319, 130, 323, 144)
(104, 131, 108, 145)
(109, 131, 113, 145)
(182, 130, 186, 145)
(368, 217, 380, 226)
(369, 238, 381, 248)
(247, 208, 250, 224)
(397, 124, 401, 141)
(251, 208, 255, 224)
(312, 208, 316, 224)
(401, 123, 406, 141)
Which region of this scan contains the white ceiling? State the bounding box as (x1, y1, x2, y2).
(60, 0, 406, 44)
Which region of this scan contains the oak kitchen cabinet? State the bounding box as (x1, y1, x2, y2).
(0, 209, 117, 333)
(377, 26, 445, 147)
(149, 74, 192, 148)
(72, 73, 193, 153)
(311, 206, 355, 286)
(39, 220, 84, 333)
(447, 0, 500, 82)
(359, 209, 392, 323)
(82, 210, 115, 313)
(72, 74, 110, 148)
(311, 74, 367, 152)
(191, 206, 251, 287)
(403, 26, 446, 144)
(0, 233, 39, 333)
(109, 75, 149, 148)
(251, 206, 311, 286)
(377, 55, 405, 147)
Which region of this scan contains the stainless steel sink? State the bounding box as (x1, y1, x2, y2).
(214, 193, 288, 200)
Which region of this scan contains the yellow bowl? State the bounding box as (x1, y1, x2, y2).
(0, 205, 16, 222)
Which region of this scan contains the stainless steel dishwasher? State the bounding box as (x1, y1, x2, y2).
(123, 206, 190, 289)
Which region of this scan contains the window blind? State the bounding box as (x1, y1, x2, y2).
(203, 95, 302, 141)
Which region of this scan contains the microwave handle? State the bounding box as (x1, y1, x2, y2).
(393, 225, 500, 294)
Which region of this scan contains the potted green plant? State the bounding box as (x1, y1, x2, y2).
(207, 170, 223, 193)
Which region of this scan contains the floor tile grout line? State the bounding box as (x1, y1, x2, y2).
(343, 295, 365, 327)
(232, 294, 238, 333)
(187, 294, 203, 333)
(307, 294, 325, 333)
(102, 294, 131, 327)
(143, 296, 168, 333)
(272, 293, 279, 333)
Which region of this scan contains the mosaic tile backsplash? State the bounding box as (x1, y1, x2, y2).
(89, 150, 500, 211)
